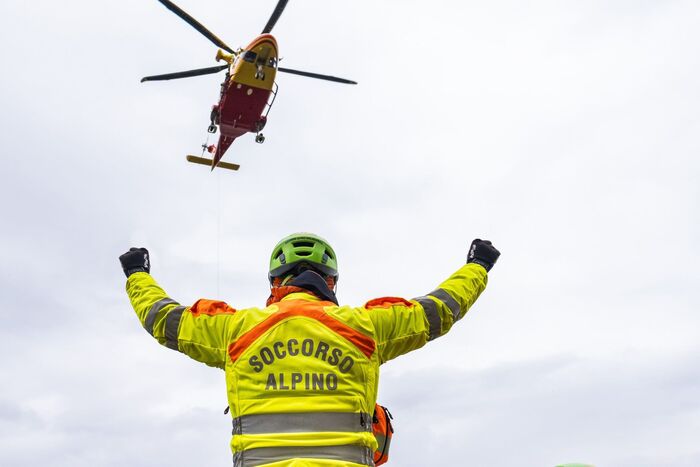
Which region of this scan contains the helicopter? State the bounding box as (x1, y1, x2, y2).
(141, 0, 357, 171)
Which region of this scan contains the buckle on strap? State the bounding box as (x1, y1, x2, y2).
(233, 445, 374, 467)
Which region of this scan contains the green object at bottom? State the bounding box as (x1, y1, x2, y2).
(556, 463, 594, 467)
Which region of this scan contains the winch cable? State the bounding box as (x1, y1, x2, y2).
(216, 169, 222, 297)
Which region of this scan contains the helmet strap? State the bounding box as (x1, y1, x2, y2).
(280, 274, 295, 286)
(269, 275, 293, 288)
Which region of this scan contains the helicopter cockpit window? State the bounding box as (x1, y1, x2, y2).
(242, 51, 257, 63)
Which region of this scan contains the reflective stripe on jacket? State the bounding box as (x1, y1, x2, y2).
(125, 263, 488, 466)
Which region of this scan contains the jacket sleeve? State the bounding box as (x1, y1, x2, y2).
(126, 272, 239, 369)
(366, 263, 488, 364)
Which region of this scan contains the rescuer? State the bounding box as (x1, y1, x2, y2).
(119, 233, 500, 466)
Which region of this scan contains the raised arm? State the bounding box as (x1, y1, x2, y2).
(367, 239, 500, 363)
(120, 248, 239, 369)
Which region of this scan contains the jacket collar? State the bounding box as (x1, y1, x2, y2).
(266, 286, 306, 306)
(266, 270, 339, 306)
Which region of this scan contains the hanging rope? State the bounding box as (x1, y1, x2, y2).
(216, 169, 221, 297)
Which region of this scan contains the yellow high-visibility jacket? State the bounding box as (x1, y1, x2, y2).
(126, 263, 488, 467)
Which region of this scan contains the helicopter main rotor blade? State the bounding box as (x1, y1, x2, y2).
(156, 0, 234, 53)
(261, 0, 289, 34)
(278, 67, 358, 85)
(141, 64, 229, 82)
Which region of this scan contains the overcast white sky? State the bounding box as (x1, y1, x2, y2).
(1, 1, 699, 466)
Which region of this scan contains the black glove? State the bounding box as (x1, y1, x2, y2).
(467, 239, 500, 272)
(119, 247, 150, 278)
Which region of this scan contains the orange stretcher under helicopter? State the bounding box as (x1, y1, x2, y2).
(141, 0, 356, 171)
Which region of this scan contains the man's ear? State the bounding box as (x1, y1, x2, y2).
(325, 276, 336, 292)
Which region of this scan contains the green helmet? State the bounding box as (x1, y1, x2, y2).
(268, 233, 338, 282)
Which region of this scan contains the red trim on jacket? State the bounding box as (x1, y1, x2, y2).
(190, 299, 237, 317)
(228, 299, 375, 362)
(364, 297, 414, 309)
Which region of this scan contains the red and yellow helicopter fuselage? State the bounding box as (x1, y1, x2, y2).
(211, 34, 278, 166)
(144, 0, 356, 172)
